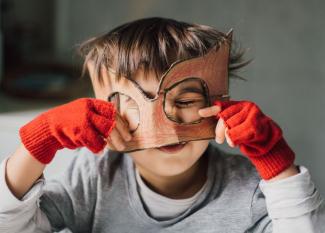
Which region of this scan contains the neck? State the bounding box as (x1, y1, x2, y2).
(135, 155, 208, 199)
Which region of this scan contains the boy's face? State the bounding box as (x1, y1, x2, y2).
(91, 68, 210, 177)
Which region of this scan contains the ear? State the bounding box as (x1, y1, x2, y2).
(226, 28, 233, 43)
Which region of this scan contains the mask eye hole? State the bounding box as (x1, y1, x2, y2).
(164, 78, 209, 124)
(107, 92, 140, 133)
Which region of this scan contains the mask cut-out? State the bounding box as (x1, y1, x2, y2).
(93, 29, 233, 152)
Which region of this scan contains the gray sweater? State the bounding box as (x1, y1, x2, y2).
(0, 142, 324, 232)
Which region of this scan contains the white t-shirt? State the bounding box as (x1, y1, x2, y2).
(135, 166, 208, 220)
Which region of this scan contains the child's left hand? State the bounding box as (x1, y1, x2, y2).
(198, 100, 295, 180)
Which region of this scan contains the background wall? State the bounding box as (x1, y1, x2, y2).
(1, 0, 324, 196)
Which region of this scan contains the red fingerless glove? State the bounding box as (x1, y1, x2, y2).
(19, 98, 116, 164)
(214, 100, 295, 180)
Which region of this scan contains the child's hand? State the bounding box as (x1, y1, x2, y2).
(19, 98, 132, 164)
(198, 100, 295, 180)
(105, 113, 133, 152)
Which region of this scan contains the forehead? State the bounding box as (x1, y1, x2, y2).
(130, 68, 160, 98)
(89, 62, 160, 100)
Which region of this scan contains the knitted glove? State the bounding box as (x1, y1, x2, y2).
(214, 100, 295, 180)
(19, 98, 116, 164)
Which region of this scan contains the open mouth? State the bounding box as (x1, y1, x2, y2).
(156, 142, 187, 154)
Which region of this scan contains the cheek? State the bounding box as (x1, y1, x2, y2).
(128, 140, 210, 177)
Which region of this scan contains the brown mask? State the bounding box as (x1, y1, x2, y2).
(90, 30, 233, 153)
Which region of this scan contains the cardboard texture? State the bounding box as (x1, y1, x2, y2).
(92, 30, 232, 152)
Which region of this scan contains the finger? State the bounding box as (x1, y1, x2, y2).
(90, 113, 116, 138)
(107, 128, 126, 151)
(226, 123, 256, 146)
(105, 138, 118, 151)
(115, 114, 132, 141)
(80, 125, 106, 153)
(223, 109, 247, 128)
(213, 100, 239, 111)
(198, 105, 221, 118)
(217, 101, 245, 122)
(215, 118, 226, 144)
(225, 128, 235, 147)
(92, 99, 116, 120)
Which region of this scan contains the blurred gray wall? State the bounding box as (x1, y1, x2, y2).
(53, 0, 325, 195)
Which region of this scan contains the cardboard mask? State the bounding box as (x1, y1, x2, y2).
(98, 30, 232, 152)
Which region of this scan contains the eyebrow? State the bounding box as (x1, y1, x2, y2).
(177, 87, 204, 95)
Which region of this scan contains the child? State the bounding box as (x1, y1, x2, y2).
(0, 17, 324, 232)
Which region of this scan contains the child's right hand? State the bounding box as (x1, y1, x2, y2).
(19, 98, 132, 164)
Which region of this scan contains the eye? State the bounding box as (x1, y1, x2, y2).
(175, 99, 201, 108)
(164, 78, 209, 123)
(175, 100, 194, 105)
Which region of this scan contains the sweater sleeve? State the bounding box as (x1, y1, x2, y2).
(249, 165, 325, 233)
(39, 148, 99, 232)
(0, 148, 99, 233)
(0, 156, 52, 233)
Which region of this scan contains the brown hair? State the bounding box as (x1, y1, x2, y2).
(78, 17, 250, 86)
